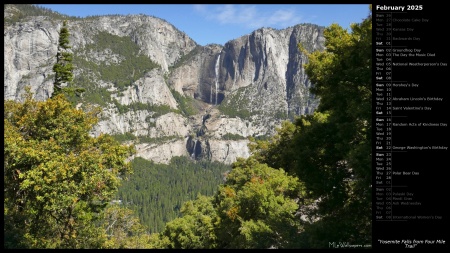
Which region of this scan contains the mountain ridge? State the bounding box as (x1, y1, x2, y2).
(4, 4, 325, 164)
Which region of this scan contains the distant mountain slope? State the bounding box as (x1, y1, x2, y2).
(4, 4, 325, 164)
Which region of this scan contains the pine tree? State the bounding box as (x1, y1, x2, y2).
(52, 20, 73, 97)
(52, 20, 84, 98)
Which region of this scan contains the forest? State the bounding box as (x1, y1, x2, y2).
(4, 4, 372, 249)
(116, 156, 231, 234)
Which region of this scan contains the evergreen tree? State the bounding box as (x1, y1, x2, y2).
(296, 8, 372, 247)
(156, 158, 309, 249)
(52, 20, 84, 98)
(52, 20, 73, 97)
(249, 6, 372, 247)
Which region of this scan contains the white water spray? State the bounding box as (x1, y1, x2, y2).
(191, 140, 197, 158)
(210, 82, 213, 105)
(214, 55, 220, 105)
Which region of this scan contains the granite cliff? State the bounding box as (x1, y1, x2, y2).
(4, 4, 325, 164)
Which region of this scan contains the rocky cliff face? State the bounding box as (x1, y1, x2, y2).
(4, 4, 325, 165)
(4, 7, 196, 102)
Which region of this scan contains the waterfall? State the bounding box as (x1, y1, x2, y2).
(191, 140, 197, 158)
(210, 83, 213, 105)
(214, 55, 220, 105)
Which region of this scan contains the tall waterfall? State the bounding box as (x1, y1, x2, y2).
(214, 54, 220, 105)
(210, 81, 213, 105)
(191, 140, 197, 158)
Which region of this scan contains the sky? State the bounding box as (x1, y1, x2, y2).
(37, 4, 370, 46)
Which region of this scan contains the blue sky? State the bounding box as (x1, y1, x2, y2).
(38, 4, 370, 46)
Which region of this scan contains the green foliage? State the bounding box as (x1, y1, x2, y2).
(110, 133, 185, 146)
(218, 86, 287, 120)
(84, 87, 112, 107)
(217, 87, 254, 119)
(213, 158, 308, 249)
(251, 134, 271, 142)
(248, 120, 298, 172)
(112, 99, 178, 116)
(160, 195, 218, 249)
(250, 8, 373, 247)
(222, 133, 246, 141)
(158, 158, 309, 249)
(4, 4, 77, 24)
(116, 156, 231, 234)
(52, 20, 73, 97)
(101, 205, 155, 249)
(299, 14, 372, 246)
(110, 132, 137, 143)
(274, 110, 288, 120)
(69, 31, 160, 107)
(67, 73, 111, 107)
(52, 20, 85, 100)
(169, 46, 201, 71)
(137, 135, 181, 144)
(4, 88, 135, 248)
(73, 31, 159, 92)
(170, 89, 198, 116)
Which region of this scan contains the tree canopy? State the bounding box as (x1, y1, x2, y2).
(156, 157, 309, 249)
(4, 90, 135, 248)
(250, 7, 372, 247)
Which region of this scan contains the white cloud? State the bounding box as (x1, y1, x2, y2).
(216, 5, 237, 24)
(193, 4, 303, 29)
